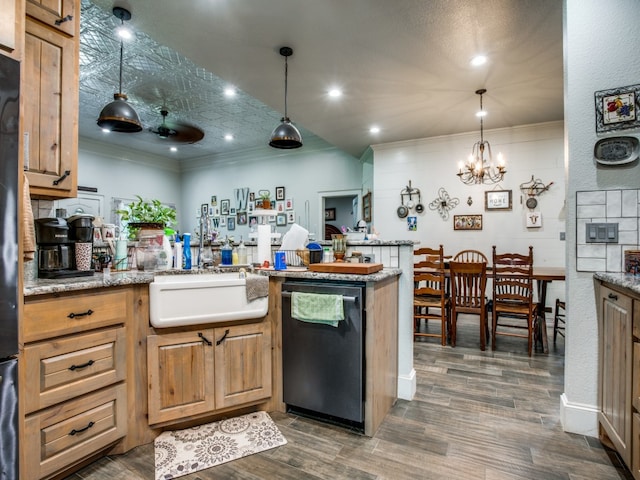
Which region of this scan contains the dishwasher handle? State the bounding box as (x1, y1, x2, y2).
(281, 291, 358, 304)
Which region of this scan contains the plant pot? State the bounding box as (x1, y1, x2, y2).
(261, 199, 271, 210)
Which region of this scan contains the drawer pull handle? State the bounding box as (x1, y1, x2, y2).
(69, 359, 94, 371)
(216, 329, 230, 346)
(608, 293, 618, 301)
(69, 421, 94, 436)
(67, 309, 94, 319)
(54, 14, 73, 25)
(53, 170, 71, 185)
(198, 332, 212, 346)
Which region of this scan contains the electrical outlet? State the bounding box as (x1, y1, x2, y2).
(560, 232, 565, 241)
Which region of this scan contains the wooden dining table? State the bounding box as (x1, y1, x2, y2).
(414, 265, 566, 353)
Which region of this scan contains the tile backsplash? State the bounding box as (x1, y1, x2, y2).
(577, 189, 639, 272)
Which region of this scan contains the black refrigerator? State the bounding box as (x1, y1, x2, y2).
(0, 54, 20, 480)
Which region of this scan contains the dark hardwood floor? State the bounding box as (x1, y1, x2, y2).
(66, 316, 632, 480)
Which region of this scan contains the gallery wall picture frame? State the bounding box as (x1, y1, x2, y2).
(210, 195, 217, 206)
(595, 83, 640, 133)
(275, 186, 285, 201)
(484, 190, 512, 211)
(285, 198, 294, 210)
(362, 192, 372, 222)
(237, 212, 247, 225)
(227, 217, 236, 230)
(220, 199, 230, 215)
(453, 214, 483, 230)
(276, 213, 287, 226)
(325, 208, 336, 221)
(287, 211, 295, 223)
(276, 200, 285, 212)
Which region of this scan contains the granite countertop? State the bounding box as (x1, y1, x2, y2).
(25, 266, 402, 296)
(24, 270, 155, 296)
(594, 272, 640, 296)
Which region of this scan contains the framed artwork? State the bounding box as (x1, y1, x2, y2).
(268, 214, 276, 223)
(229, 207, 237, 215)
(285, 198, 294, 210)
(325, 208, 336, 221)
(408, 216, 417, 231)
(249, 192, 255, 202)
(276, 200, 285, 212)
(275, 186, 285, 201)
(276, 213, 287, 226)
(210, 195, 217, 206)
(255, 199, 263, 209)
(227, 217, 236, 230)
(247, 201, 255, 213)
(484, 190, 512, 211)
(287, 210, 295, 223)
(526, 211, 542, 228)
(219, 216, 227, 227)
(362, 192, 372, 222)
(220, 199, 230, 215)
(249, 216, 258, 227)
(453, 214, 483, 230)
(595, 84, 640, 133)
(237, 212, 247, 225)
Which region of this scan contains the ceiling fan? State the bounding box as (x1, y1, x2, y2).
(149, 108, 205, 144)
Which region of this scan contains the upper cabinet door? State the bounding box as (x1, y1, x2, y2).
(0, 0, 24, 60)
(26, 0, 77, 37)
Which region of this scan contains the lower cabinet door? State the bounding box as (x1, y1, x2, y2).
(23, 383, 127, 479)
(214, 321, 271, 409)
(147, 329, 216, 425)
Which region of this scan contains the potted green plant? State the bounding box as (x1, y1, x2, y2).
(258, 190, 271, 209)
(116, 195, 177, 238)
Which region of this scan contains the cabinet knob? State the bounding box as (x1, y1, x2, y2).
(608, 293, 618, 301)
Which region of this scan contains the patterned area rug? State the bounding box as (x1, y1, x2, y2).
(154, 411, 287, 480)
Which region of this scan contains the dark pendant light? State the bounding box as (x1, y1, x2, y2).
(269, 46, 303, 149)
(97, 7, 142, 133)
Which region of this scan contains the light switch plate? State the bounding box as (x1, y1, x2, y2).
(585, 222, 618, 243)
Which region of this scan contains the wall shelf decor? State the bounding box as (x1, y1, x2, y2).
(363, 192, 372, 222)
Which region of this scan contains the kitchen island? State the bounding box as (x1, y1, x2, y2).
(22, 266, 401, 478)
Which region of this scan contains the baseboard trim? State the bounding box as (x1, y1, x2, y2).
(397, 368, 416, 401)
(560, 392, 599, 436)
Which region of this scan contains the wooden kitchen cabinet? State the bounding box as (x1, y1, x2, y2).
(147, 320, 272, 425)
(21, 287, 132, 479)
(596, 281, 640, 478)
(23, 3, 79, 198)
(26, 0, 78, 37)
(0, 0, 24, 60)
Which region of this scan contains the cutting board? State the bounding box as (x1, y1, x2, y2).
(308, 262, 383, 274)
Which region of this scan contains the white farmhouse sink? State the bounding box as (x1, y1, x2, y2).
(149, 273, 268, 328)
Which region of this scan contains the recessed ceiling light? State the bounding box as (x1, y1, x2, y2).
(224, 134, 234, 141)
(476, 110, 487, 117)
(470, 55, 487, 66)
(170, 146, 178, 152)
(102, 128, 110, 133)
(328, 88, 342, 98)
(369, 126, 380, 134)
(224, 87, 236, 97)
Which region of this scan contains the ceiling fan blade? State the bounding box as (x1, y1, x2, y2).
(168, 123, 205, 143)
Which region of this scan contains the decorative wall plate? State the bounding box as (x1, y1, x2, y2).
(594, 136, 639, 165)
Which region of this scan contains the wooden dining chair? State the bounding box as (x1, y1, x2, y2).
(491, 246, 537, 356)
(449, 259, 488, 350)
(453, 249, 488, 263)
(413, 246, 449, 345)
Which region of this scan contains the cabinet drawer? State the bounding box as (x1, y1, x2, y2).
(24, 327, 126, 414)
(24, 383, 127, 480)
(24, 289, 130, 342)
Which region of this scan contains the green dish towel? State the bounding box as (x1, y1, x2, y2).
(291, 292, 345, 327)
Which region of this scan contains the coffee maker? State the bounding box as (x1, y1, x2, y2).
(35, 217, 94, 278)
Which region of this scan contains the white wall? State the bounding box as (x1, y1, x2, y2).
(76, 139, 183, 225)
(371, 121, 565, 267)
(179, 135, 362, 240)
(563, 0, 640, 435)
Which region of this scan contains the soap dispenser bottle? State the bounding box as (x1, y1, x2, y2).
(237, 236, 248, 265)
(221, 237, 232, 265)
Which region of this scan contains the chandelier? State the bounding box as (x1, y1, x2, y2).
(456, 89, 506, 185)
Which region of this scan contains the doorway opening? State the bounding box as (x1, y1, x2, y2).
(319, 190, 361, 240)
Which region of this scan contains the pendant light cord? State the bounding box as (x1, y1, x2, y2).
(118, 38, 124, 94)
(479, 92, 484, 144)
(283, 55, 288, 119)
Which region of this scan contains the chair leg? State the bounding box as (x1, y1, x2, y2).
(491, 309, 497, 351)
(451, 311, 457, 347)
(479, 310, 486, 351)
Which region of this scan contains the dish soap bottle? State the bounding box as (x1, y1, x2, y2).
(183, 233, 192, 270)
(232, 245, 239, 265)
(221, 237, 232, 265)
(237, 237, 247, 265)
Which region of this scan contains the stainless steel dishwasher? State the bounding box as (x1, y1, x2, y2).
(281, 280, 365, 431)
